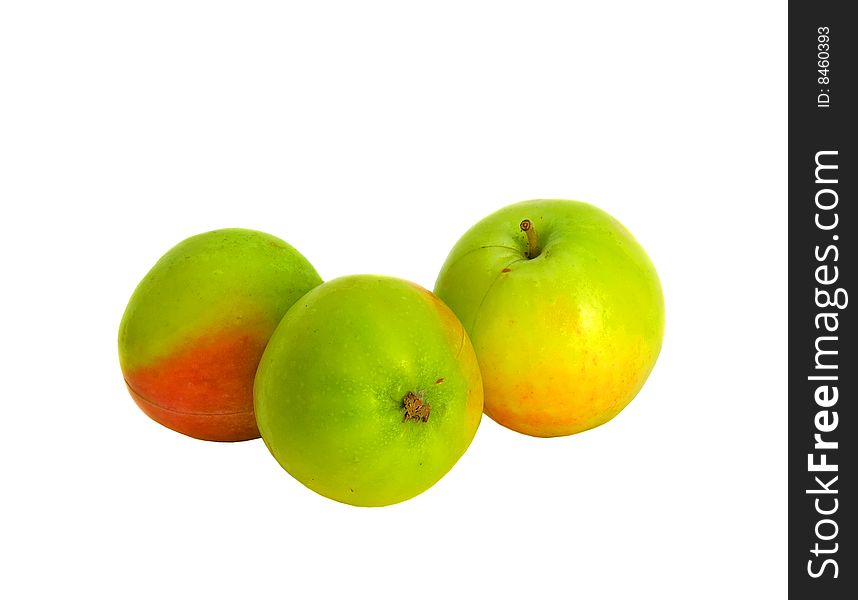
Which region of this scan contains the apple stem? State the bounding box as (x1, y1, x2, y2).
(520, 219, 540, 259)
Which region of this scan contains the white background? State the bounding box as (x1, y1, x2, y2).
(0, 1, 786, 598)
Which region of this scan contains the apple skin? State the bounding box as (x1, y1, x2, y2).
(118, 228, 322, 442)
(434, 199, 664, 437)
(254, 275, 483, 507)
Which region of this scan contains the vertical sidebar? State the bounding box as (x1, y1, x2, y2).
(789, 2, 856, 597)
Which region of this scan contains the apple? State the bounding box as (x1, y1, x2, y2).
(118, 228, 322, 442)
(434, 199, 664, 437)
(253, 275, 483, 506)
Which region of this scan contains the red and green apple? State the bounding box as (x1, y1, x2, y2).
(118, 228, 321, 442)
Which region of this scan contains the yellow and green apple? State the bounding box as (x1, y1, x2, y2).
(435, 199, 664, 437)
(254, 275, 483, 506)
(118, 228, 322, 442)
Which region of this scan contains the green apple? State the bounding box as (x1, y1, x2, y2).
(253, 275, 483, 506)
(434, 199, 664, 437)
